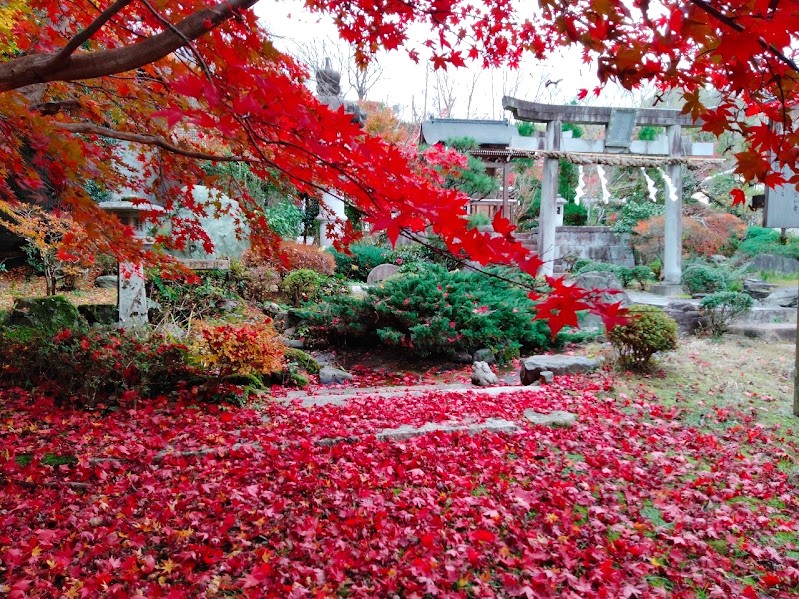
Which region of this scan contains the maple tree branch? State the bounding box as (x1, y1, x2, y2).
(48, 0, 136, 71)
(686, 0, 799, 74)
(139, 0, 214, 81)
(58, 122, 247, 162)
(0, 0, 259, 92)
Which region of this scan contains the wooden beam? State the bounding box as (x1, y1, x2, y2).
(503, 96, 698, 127)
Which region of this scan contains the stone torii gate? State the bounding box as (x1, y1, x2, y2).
(503, 97, 713, 288)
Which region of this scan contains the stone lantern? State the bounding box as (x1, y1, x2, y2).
(555, 196, 568, 227)
(98, 200, 163, 325)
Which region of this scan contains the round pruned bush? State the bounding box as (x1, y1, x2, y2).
(279, 269, 346, 307)
(699, 291, 754, 337)
(608, 305, 678, 370)
(681, 264, 728, 295)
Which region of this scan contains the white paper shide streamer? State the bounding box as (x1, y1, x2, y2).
(597, 165, 611, 204)
(657, 167, 678, 202)
(574, 165, 585, 205)
(640, 167, 659, 202)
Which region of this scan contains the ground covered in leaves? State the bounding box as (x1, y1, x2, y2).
(3, 374, 799, 598)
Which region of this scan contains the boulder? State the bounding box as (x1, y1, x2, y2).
(471, 361, 498, 386)
(318, 366, 353, 385)
(524, 409, 578, 427)
(663, 301, 707, 335)
(366, 263, 399, 284)
(539, 370, 554, 384)
(473, 348, 496, 365)
(572, 271, 630, 307)
(743, 278, 778, 300)
(520, 355, 600, 385)
(451, 351, 473, 364)
(763, 286, 799, 308)
(7, 296, 82, 331)
(94, 275, 118, 289)
(748, 253, 799, 275)
(286, 339, 305, 349)
(78, 304, 118, 325)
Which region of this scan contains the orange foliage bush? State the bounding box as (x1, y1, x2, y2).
(242, 241, 335, 276)
(633, 211, 746, 262)
(192, 322, 285, 379)
(278, 240, 336, 275)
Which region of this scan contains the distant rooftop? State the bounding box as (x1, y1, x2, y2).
(420, 118, 518, 147)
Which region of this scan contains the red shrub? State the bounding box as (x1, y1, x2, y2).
(243, 241, 335, 276)
(633, 210, 746, 262)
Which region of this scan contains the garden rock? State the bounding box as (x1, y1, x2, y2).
(78, 304, 118, 325)
(286, 339, 305, 349)
(572, 271, 629, 306)
(743, 278, 777, 300)
(748, 253, 799, 275)
(318, 366, 353, 385)
(763, 287, 799, 308)
(452, 351, 473, 364)
(94, 275, 118, 289)
(539, 370, 554, 384)
(520, 355, 600, 385)
(366, 263, 399, 284)
(473, 348, 496, 365)
(663, 301, 707, 335)
(471, 361, 498, 386)
(524, 409, 578, 427)
(8, 296, 82, 331)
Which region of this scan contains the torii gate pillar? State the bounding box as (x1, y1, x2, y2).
(539, 120, 562, 277)
(662, 124, 683, 287)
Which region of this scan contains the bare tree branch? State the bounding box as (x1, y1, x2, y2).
(49, 0, 136, 71)
(0, 0, 259, 92)
(58, 122, 247, 162)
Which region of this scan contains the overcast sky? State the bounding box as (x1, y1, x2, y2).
(259, 1, 647, 122)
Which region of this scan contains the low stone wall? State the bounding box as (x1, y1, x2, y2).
(523, 226, 634, 268)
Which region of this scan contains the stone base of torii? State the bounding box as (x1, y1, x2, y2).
(503, 97, 720, 285)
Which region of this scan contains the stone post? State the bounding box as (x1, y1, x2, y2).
(118, 261, 148, 325)
(663, 124, 683, 285)
(538, 120, 562, 277)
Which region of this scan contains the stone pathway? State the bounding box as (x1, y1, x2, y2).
(281, 383, 542, 408)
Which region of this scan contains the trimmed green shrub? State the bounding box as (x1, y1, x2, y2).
(699, 291, 753, 336)
(297, 265, 553, 361)
(608, 305, 678, 370)
(279, 269, 346, 307)
(738, 226, 799, 260)
(681, 264, 729, 295)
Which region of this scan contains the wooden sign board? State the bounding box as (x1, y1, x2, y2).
(764, 165, 799, 228)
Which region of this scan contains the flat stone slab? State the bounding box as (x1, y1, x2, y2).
(281, 384, 542, 408)
(314, 418, 519, 445)
(728, 322, 796, 343)
(520, 355, 601, 386)
(524, 410, 578, 427)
